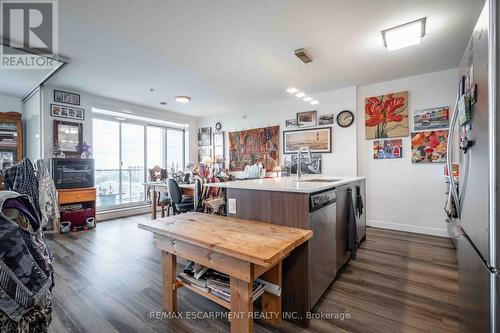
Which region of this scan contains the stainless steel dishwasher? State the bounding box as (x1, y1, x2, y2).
(309, 188, 337, 307)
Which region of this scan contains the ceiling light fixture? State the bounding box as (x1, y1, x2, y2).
(175, 96, 191, 103)
(303, 96, 313, 102)
(310, 100, 319, 105)
(381, 17, 426, 51)
(286, 87, 299, 94)
(295, 91, 306, 98)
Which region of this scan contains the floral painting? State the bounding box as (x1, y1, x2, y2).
(411, 130, 448, 163)
(365, 91, 409, 139)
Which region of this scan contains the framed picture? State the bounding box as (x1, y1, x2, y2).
(213, 131, 225, 162)
(285, 119, 297, 128)
(198, 127, 212, 146)
(283, 127, 332, 154)
(365, 91, 409, 139)
(51, 104, 85, 121)
(54, 90, 80, 105)
(318, 114, 334, 125)
(373, 139, 403, 159)
(411, 130, 448, 163)
(198, 146, 212, 162)
(53, 120, 83, 154)
(297, 110, 317, 127)
(290, 153, 322, 174)
(413, 106, 449, 131)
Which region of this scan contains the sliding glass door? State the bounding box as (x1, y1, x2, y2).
(93, 117, 185, 210)
(121, 123, 145, 204)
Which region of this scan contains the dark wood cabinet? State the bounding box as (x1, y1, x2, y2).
(0, 112, 22, 169)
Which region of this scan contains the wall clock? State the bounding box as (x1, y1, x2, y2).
(336, 110, 354, 128)
(215, 122, 222, 131)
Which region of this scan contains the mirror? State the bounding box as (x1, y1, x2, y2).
(53, 120, 82, 155)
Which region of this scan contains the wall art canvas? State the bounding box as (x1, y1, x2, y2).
(198, 146, 212, 162)
(297, 110, 317, 127)
(198, 127, 212, 146)
(290, 153, 322, 174)
(213, 132, 225, 162)
(54, 90, 80, 105)
(283, 127, 332, 154)
(411, 130, 448, 163)
(413, 106, 449, 131)
(373, 139, 403, 159)
(285, 119, 297, 128)
(228, 126, 280, 171)
(318, 114, 334, 125)
(51, 104, 85, 121)
(365, 91, 409, 139)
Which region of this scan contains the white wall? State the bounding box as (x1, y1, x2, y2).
(197, 86, 358, 176)
(0, 93, 22, 113)
(41, 86, 198, 162)
(356, 68, 459, 237)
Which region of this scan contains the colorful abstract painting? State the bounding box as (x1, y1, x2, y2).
(365, 91, 409, 139)
(373, 139, 403, 159)
(411, 130, 448, 163)
(414, 106, 449, 131)
(228, 126, 280, 171)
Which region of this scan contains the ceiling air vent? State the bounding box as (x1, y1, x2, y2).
(294, 48, 313, 64)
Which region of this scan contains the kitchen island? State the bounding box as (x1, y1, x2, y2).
(205, 175, 366, 327)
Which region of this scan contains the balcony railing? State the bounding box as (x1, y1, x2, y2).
(95, 168, 145, 207)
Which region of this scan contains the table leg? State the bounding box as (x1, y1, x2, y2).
(152, 189, 157, 220)
(162, 251, 177, 312)
(261, 262, 282, 328)
(230, 276, 253, 333)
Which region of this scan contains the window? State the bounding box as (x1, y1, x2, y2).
(92, 111, 186, 210)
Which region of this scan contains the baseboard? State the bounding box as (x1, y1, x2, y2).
(97, 206, 151, 221)
(367, 219, 449, 238)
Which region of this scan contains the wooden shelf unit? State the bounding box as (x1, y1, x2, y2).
(57, 187, 97, 233)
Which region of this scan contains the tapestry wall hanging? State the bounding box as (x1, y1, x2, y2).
(228, 126, 280, 171)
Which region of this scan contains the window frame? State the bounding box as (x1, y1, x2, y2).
(92, 112, 186, 212)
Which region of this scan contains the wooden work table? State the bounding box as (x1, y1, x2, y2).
(138, 212, 312, 333)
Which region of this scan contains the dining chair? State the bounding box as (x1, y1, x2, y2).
(167, 179, 194, 215)
(148, 165, 170, 217)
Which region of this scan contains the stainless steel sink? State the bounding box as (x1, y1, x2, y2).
(295, 178, 342, 182)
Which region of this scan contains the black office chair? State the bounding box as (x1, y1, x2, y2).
(194, 177, 203, 212)
(168, 178, 194, 215)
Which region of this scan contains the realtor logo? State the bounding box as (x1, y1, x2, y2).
(1, 0, 58, 69)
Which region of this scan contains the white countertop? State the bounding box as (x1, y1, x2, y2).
(205, 175, 365, 194)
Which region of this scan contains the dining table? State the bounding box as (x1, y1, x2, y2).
(144, 181, 195, 219)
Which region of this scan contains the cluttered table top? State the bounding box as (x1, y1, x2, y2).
(138, 212, 312, 267)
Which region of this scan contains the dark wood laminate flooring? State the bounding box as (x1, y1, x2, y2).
(46, 214, 458, 333)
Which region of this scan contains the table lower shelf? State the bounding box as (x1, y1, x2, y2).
(176, 279, 231, 310)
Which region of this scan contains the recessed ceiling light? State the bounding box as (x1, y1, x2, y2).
(295, 92, 306, 98)
(159, 101, 167, 105)
(303, 96, 313, 102)
(310, 100, 319, 105)
(286, 87, 299, 94)
(382, 17, 426, 51)
(175, 96, 191, 103)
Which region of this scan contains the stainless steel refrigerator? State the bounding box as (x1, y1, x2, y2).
(446, 1, 499, 332)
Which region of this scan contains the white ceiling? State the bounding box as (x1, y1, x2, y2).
(5, 0, 485, 115)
